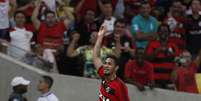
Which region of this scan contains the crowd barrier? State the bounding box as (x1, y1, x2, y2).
(0, 53, 201, 101)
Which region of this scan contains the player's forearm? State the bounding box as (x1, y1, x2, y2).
(94, 35, 104, 58)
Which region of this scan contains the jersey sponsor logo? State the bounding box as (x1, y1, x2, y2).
(102, 81, 115, 95)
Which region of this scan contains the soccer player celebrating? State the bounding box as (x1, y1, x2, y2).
(93, 26, 130, 101)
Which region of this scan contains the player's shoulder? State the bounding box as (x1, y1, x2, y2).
(116, 78, 127, 87)
(45, 93, 59, 101)
(114, 78, 128, 93)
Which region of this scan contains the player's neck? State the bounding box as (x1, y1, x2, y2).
(41, 89, 50, 94)
(106, 74, 117, 81)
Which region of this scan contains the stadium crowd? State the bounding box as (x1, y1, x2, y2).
(0, 0, 201, 94)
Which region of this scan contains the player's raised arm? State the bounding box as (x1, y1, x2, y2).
(93, 26, 106, 70)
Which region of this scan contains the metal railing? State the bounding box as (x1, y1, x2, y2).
(0, 39, 54, 72)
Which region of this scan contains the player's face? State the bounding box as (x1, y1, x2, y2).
(103, 58, 116, 76)
(38, 79, 48, 92)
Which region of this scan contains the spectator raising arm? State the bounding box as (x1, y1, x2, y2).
(32, 0, 41, 30)
(97, 0, 104, 14)
(16, 1, 34, 11)
(93, 26, 107, 69)
(75, 0, 85, 20)
(9, 0, 17, 18)
(67, 32, 80, 57)
(56, 0, 75, 23)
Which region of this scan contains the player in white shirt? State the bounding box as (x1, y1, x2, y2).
(37, 75, 59, 101)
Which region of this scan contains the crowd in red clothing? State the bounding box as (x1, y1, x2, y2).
(0, 0, 201, 94)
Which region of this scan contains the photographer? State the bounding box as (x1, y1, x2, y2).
(172, 50, 198, 93)
(146, 24, 180, 89)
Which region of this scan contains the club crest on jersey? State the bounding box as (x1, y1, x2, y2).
(102, 81, 115, 95)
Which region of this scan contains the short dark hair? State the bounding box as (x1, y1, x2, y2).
(140, 1, 150, 7)
(106, 54, 119, 66)
(157, 23, 170, 33)
(101, 0, 112, 5)
(44, 10, 56, 18)
(42, 75, 53, 89)
(114, 18, 126, 26)
(14, 11, 26, 20)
